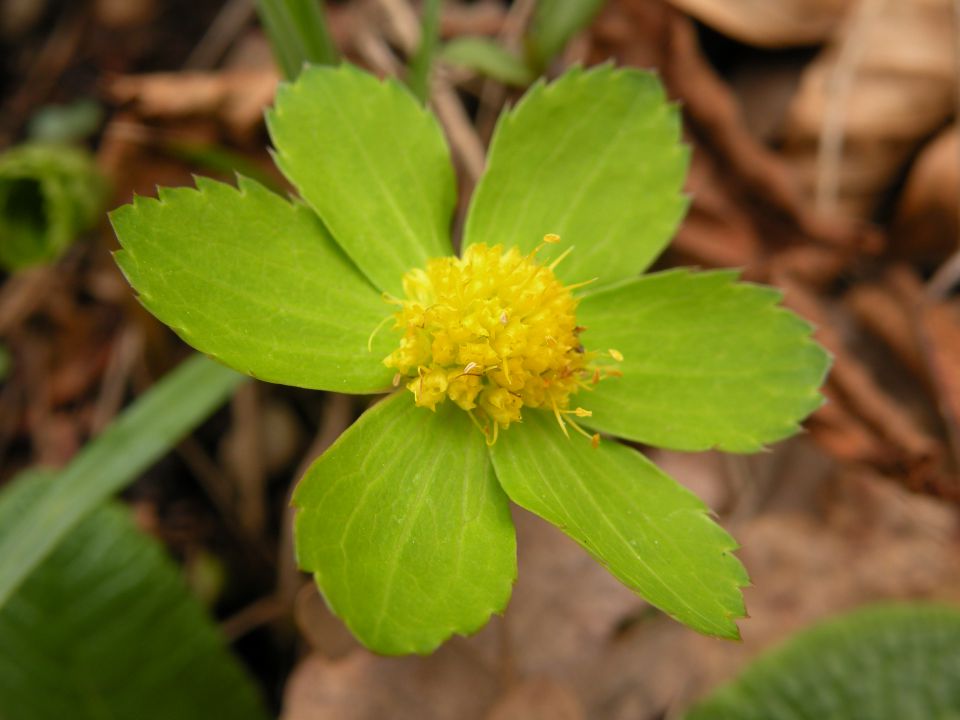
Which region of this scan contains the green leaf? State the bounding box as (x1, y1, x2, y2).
(0, 354, 242, 609)
(277, 0, 338, 68)
(0, 471, 268, 719)
(463, 65, 688, 289)
(407, 0, 442, 103)
(293, 392, 516, 654)
(440, 38, 535, 87)
(578, 269, 830, 452)
(268, 64, 457, 296)
(527, 0, 606, 71)
(112, 175, 395, 393)
(686, 604, 960, 719)
(254, 0, 338, 80)
(0, 143, 108, 270)
(490, 410, 747, 639)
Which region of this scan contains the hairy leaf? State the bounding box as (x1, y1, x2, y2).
(687, 604, 960, 719)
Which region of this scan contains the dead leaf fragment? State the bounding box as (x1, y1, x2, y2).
(893, 124, 960, 269)
(105, 70, 279, 141)
(665, 0, 853, 47)
(783, 0, 955, 218)
(485, 678, 584, 720)
(282, 645, 501, 720)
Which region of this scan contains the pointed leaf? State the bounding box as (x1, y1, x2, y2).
(687, 604, 960, 719)
(578, 269, 830, 452)
(112, 176, 395, 393)
(293, 393, 516, 654)
(0, 472, 268, 719)
(463, 65, 688, 288)
(268, 64, 456, 296)
(490, 411, 747, 639)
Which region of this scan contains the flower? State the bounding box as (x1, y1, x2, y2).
(381, 237, 620, 445)
(111, 63, 829, 655)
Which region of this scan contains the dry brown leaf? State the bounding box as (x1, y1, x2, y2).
(576, 465, 960, 715)
(590, 0, 878, 286)
(782, 0, 955, 219)
(485, 678, 584, 720)
(665, 0, 853, 47)
(283, 438, 960, 718)
(782, 277, 943, 478)
(105, 70, 279, 141)
(293, 583, 361, 661)
(893, 124, 960, 269)
(282, 642, 501, 720)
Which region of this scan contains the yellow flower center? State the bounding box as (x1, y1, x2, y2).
(380, 236, 621, 444)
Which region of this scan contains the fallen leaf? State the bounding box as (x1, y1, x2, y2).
(105, 70, 279, 142)
(665, 0, 853, 47)
(485, 678, 584, 720)
(282, 643, 500, 720)
(892, 124, 960, 270)
(782, 0, 955, 219)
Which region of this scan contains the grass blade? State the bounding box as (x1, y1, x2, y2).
(0, 354, 244, 609)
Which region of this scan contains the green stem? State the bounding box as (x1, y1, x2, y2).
(254, 0, 337, 80)
(407, 0, 443, 103)
(283, 0, 338, 67)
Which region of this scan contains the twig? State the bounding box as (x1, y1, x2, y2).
(276, 393, 354, 607)
(90, 325, 142, 434)
(433, 69, 486, 182)
(229, 382, 266, 538)
(0, 266, 58, 336)
(0, 6, 85, 145)
(185, 0, 255, 71)
(221, 594, 284, 640)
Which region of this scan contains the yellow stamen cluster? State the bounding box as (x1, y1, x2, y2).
(381, 237, 621, 443)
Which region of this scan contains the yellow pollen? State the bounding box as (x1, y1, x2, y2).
(381, 237, 620, 441)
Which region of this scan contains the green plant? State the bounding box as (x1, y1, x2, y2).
(440, 0, 606, 87)
(0, 355, 242, 608)
(686, 604, 960, 719)
(0, 471, 267, 720)
(0, 357, 251, 717)
(0, 143, 108, 271)
(254, 0, 338, 79)
(110, 62, 829, 655)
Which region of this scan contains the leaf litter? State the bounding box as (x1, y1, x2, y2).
(3, 0, 960, 716)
